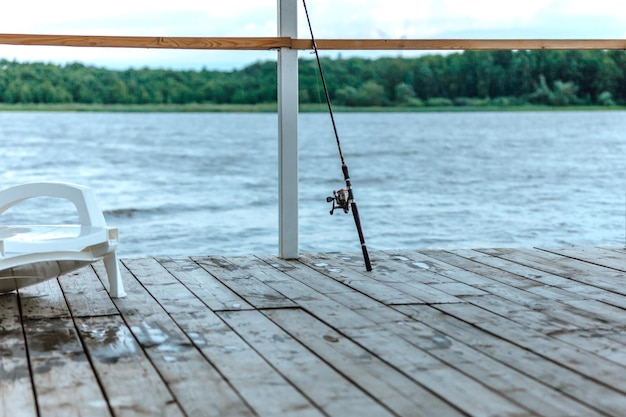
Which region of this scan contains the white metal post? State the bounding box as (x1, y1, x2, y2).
(278, 0, 299, 259)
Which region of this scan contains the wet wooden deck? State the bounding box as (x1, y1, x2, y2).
(2, 246, 626, 417)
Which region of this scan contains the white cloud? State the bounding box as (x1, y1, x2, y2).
(427, 0, 551, 22)
(1, 0, 276, 35)
(553, 0, 626, 17)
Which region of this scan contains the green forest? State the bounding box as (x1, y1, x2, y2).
(1, 49, 626, 108)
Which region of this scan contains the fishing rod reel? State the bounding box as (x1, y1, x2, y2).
(326, 188, 351, 215)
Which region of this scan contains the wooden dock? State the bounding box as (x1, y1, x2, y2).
(2, 246, 626, 417)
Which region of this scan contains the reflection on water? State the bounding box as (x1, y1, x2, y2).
(80, 322, 140, 364)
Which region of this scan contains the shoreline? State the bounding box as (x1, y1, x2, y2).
(0, 102, 624, 113)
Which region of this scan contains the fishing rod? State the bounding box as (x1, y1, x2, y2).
(302, 0, 372, 271)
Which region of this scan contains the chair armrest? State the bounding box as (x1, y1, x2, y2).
(0, 182, 107, 227)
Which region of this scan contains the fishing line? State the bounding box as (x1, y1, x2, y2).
(302, 0, 372, 271)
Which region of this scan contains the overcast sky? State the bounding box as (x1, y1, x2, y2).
(1, 0, 625, 71)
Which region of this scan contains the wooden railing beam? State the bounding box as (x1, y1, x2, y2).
(0, 34, 292, 50)
(290, 39, 626, 50)
(0, 34, 625, 51)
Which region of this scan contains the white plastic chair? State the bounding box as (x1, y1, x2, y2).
(0, 182, 126, 298)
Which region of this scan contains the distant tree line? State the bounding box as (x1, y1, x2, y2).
(1, 49, 626, 107)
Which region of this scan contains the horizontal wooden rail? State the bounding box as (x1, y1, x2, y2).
(291, 39, 626, 50)
(0, 34, 625, 51)
(0, 34, 291, 50)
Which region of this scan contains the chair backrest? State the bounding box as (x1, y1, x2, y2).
(0, 182, 107, 227)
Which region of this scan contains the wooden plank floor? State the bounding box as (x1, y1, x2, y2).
(3, 246, 626, 417)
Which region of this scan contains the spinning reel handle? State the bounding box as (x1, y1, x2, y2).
(326, 189, 350, 215)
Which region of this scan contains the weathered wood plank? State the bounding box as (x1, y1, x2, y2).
(420, 252, 562, 307)
(256, 255, 391, 310)
(338, 251, 468, 303)
(478, 247, 626, 296)
(256, 256, 407, 327)
(148, 257, 342, 416)
(123, 258, 212, 315)
(261, 259, 530, 417)
(397, 303, 626, 416)
(527, 285, 626, 326)
(433, 249, 626, 327)
(0, 293, 37, 417)
(419, 249, 548, 289)
(436, 302, 626, 394)
(538, 246, 626, 273)
(551, 328, 626, 367)
(219, 309, 395, 417)
(58, 265, 118, 317)
(228, 255, 531, 415)
(462, 247, 586, 288)
(452, 249, 626, 339)
(157, 257, 252, 311)
(125, 258, 316, 416)
(410, 249, 590, 314)
(19, 279, 69, 320)
(229, 255, 333, 306)
(431, 248, 591, 299)
(391, 249, 511, 287)
(377, 303, 607, 417)
(24, 317, 111, 417)
(76, 315, 184, 417)
(192, 255, 298, 309)
(418, 249, 626, 351)
(337, 320, 531, 416)
(264, 308, 465, 417)
(461, 293, 578, 335)
(328, 251, 456, 284)
(460, 294, 626, 365)
(172, 311, 325, 417)
(112, 259, 252, 417)
(300, 252, 426, 304)
(15, 271, 113, 417)
(300, 252, 460, 304)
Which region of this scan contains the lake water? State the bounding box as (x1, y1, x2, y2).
(1, 111, 625, 257)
